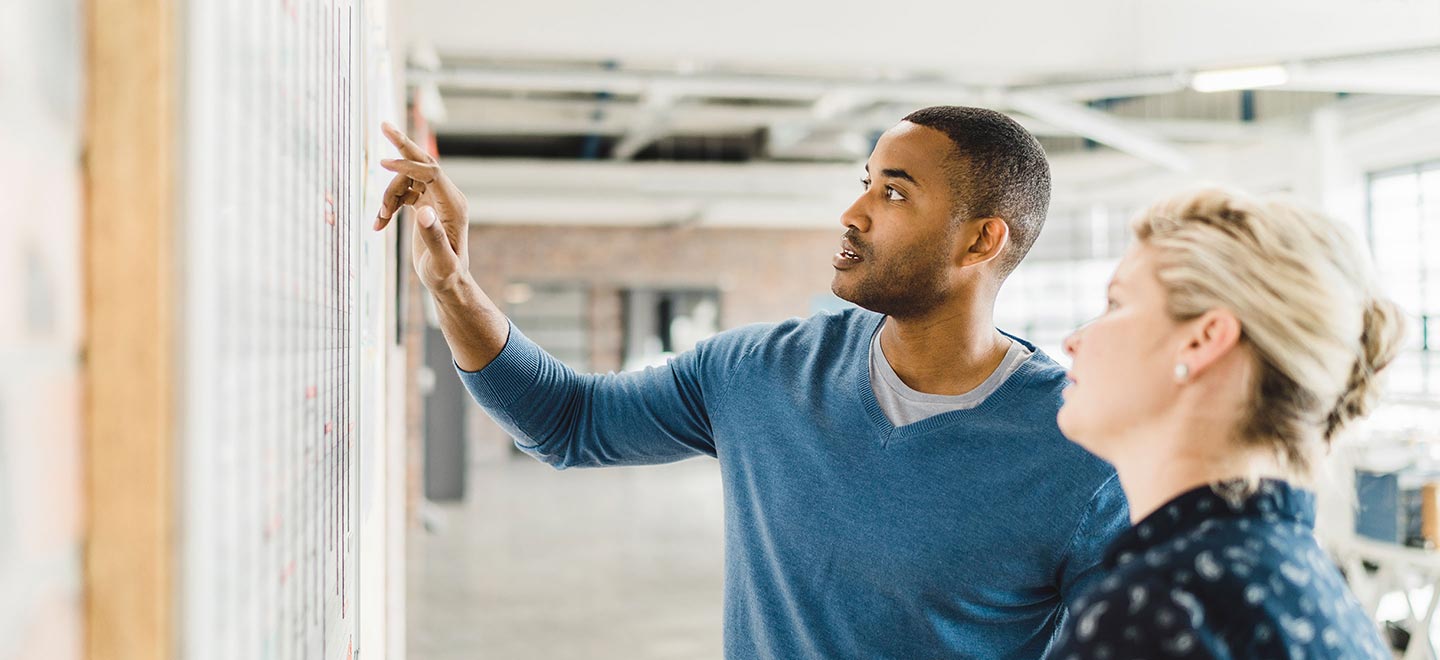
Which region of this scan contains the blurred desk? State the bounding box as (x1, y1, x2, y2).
(1332, 536, 1440, 659)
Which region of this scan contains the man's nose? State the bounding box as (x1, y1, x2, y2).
(840, 194, 869, 232)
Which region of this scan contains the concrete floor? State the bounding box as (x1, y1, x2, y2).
(408, 456, 725, 660)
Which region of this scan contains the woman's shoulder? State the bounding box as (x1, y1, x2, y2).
(1059, 517, 1389, 659)
(1123, 514, 1335, 591)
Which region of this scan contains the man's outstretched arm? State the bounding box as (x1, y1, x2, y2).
(373, 123, 742, 467)
(373, 121, 507, 372)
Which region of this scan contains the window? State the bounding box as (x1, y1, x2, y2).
(621, 288, 721, 371)
(504, 281, 591, 371)
(1368, 162, 1440, 398)
(995, 204, 1136, 363)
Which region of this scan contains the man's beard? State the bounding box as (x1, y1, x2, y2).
(832, 240, 951, 318)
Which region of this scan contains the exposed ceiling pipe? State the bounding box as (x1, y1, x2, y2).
(414, 46, 1439, 171)
(1007, 93, 1195, 172)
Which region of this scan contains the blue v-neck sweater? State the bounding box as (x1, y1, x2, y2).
(457, 307, 1128, 659)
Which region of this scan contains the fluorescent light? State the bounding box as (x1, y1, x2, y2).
(1190, 65, 1288, 93)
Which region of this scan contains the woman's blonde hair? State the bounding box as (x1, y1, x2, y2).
(1132, 187, 1406, 478)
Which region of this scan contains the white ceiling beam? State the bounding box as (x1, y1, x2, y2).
(444, 154, 1193, 212)
(611, 122, 667, 160)
(1020, 116, 1294, 142)
(612, 90, 680, 160)
(444, 159, 859, 198)
(416, 45, 1440, 117)
(1334, 98, 1440, 169)
(1000, 47, 1440, 99)
(1279, 60, 1440, 96)
(432, 93, 1291, 147)
(1007, 92, 1195, 172)
(1019, 74, 1188, 101)
(812, 89, 872, 120)
(1279, 75, 1440, 96)
(415, 66, 986, 106)
(767, 89, 879, 157)
(448, 159, 855, 228)
(439, 149, 1250, 229)
(767, 102, 912, 161)
(432, 96, 816, 135)
(413, 67, 831, 100)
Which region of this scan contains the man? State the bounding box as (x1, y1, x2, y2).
(375, 106, 1128, 659)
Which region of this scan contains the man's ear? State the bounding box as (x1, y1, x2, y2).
(958, 217, 1009, 268)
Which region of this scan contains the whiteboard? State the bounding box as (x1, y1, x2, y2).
(0, 1, 85, 658)
(180, 1, 392, 658)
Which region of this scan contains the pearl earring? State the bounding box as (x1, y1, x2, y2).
(1174, 363, 1190, 382)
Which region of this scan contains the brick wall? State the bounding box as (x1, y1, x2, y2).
(459, 223, 843, 461)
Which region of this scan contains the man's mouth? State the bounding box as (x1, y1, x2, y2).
(839, 239, 864, 262)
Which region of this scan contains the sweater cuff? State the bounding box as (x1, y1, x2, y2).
(454, 321, 544, 410)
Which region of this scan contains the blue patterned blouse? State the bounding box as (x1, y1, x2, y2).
(1048, 479, 1389, 659)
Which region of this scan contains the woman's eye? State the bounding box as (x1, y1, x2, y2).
(885, 186, 905, 201)
(1106, 299, 1120, 311)
(860, 178, 871, 190)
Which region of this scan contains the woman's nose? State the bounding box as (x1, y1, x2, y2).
(1062, 330, 1081, 358)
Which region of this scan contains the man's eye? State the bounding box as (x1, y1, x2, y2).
(885, 186, 905, 201)
(860, 178, 871, 190)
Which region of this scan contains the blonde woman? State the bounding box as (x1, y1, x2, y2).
(1048, 188, 1401, 658)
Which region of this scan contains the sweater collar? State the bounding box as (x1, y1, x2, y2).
(857, 312, 1053, 442)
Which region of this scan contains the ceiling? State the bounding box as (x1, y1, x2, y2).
(395, 0, 1440, 227)
(405, 0, 1440, 81)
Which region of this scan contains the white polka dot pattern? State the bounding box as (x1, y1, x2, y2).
(1048, 481, 1390, 659)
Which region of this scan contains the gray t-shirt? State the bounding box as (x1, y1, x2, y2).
(868, 325, 1033, 427)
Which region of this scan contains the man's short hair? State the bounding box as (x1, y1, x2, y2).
(901, 106, 1051, 279)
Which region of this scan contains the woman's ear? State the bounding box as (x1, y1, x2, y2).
(1176, 308, 1243, 380)
(959, 217, 1009, 268)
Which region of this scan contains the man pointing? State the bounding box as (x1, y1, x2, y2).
(376, 106, 1127, 659)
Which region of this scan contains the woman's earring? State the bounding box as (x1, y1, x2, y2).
(1174, 363, 1190, 382)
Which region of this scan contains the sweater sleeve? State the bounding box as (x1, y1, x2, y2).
(1056, 475, 1130, 606)
(455, 320, 758, 469)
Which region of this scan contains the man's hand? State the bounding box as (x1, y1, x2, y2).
(372, 122, 508, 371)
(374, 122, 471, 293)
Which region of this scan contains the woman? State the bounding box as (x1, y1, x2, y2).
(1048, 188, 1402, 659)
